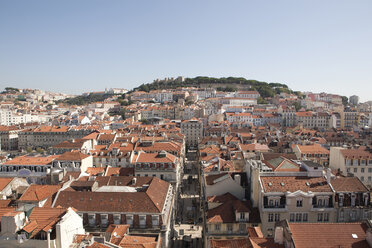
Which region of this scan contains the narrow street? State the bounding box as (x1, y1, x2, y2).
(172, 160, 203, 248)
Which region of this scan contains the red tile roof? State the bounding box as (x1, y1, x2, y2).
(288, 222, 369, 248)
(260, 176, 332, 193)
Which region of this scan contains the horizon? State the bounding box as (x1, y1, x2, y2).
(1, 1, 371, 101)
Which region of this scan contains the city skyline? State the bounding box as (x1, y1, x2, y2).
(1, 0, 372, 101)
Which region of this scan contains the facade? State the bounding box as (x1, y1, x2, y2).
(181, 119, 203, 148)
(53, 177, 174, 248)
(329, 147, 372, 185)
(18, 126, 93, 150)
(259, 175, 335, 237)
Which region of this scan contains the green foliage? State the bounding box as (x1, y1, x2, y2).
(26, 147, 33, 153)
(36, 147, 44, 153)
(57, 93, 115, 106)
(5, 87, 19, 92)
(132, 77, 290, 99)
(293, 102, 302, 111)
(342, 96, 348, 106)
(257, 97, 268, 104)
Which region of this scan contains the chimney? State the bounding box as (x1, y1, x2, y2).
(326, 168, 331, 184)
(234, 174, 241, 186)
(132, 177, 137, 185)
(274, 226, 284, 244)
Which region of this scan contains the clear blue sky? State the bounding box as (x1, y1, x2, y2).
(1, 1, 371, 101)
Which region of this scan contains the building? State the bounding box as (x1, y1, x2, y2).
(0, 207, 84, 248)
(293, 144, 330, 166)
(53, 176, 174, 247)
(331, 177, 372, 222)
(259, 175, 335, 237)
(18, 126, 93, 150)
(350, 95, 360, 106)
(329, 147, 372, 185)
(206, 193, 260, 243)
(273, 220, 372, 248)
(1, 155, 58, 184)
(131, 150, 181, 185)
(181, 118, 203, 149)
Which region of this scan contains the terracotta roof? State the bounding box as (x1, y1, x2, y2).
(331, 177, 369, 192)
(23, 207, 68, 238)
(207, 193, 252, 223)
(132, 151, 177, 164)
(295, 144, 329, 154)
(288, 222, 369, 248)
(119, 235, 157, 248)
(56, 151, 90, 161)
(19, 184, 62, 203)
(33, 126, 69, 133)
(260, 176, 332, 193)
(340, 149, 372, 159)
(106, 224, 130, 245)
(205, 173, 229, 185)
(54, 177, 169, 213)
(0, 178, 13, 191)
(3, 155, 58, 165)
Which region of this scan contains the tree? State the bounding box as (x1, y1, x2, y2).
(342, 96, 348, 106)
(26, 147, 33, 153)
(293, 102, 302, 111)
(36, 147, 44, 153)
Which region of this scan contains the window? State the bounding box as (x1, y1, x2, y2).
(324, 213, 329, 222)
(290, 213, 294, 222)
(361, 168, 365, 173)
(369, 177, 371, 182)
(351, 211, 357, 221)
(318, 199, 323, 207)
(268, 213, 274, 222)
(126, 215, 133, 227)
(297, 199, 303, 207)
(139, 215, 146, 228)
(339, 210, 344, 221)
(275, 214, 280, 222)
(215, 224, 221, 231)
(152, 215, 159, 226)
(369, 168, 372, 173)
(239, 223, 246, 233)
(361, 176, 365, 181)
(303, 213, 308, 222)
(269, 199, 274, 206)
(354, 168, 358, 173)
(114, 214, 121, 224)
(296, 213, 302, 222)
(101, 214, 108, 227)
(227, 224, 233, 233)
(317, 213, 323, 222)
(88, 214, 96, 227)
(240, 212, 245, 220)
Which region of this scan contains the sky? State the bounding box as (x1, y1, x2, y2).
(0, 1, 371, 101)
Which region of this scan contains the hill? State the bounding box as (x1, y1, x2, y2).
(133, 76, 294, 98)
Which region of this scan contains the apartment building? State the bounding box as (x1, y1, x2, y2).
(181, 118, 203, 148)
(259, 175, 335, 237)
(18, 126, 93, 150)
(293, 144, 330, 166)
(0, 154, 58, 184)
(131, 150, 181, 185)
(330, 147, 372, 185)
(331, 177, 372, 222)
(206, 193, 260, 243)
(53, 177, 174, 247)
(0, 125, 20, 151)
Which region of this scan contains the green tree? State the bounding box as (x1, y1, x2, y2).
(341, 96, 348, 106)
